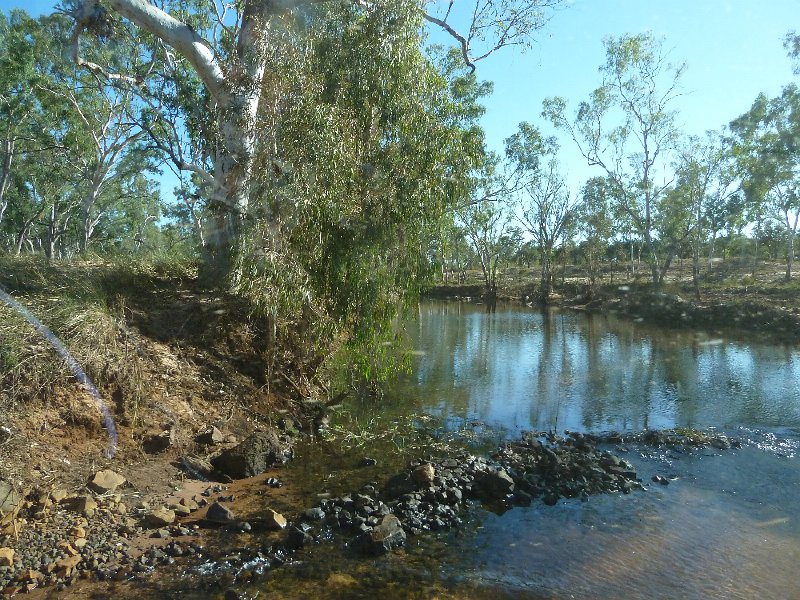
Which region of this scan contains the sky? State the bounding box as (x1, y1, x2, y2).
(3, 0, 798, 195)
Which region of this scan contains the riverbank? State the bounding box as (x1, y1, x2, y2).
(0, 256, 795, 597)
(426, 262, 800, 343)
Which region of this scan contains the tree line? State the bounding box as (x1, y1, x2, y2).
(1, 3, 799, 363)
(438, 32, 800, 302)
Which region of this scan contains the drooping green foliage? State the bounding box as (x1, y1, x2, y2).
(232, 1, 489, 379)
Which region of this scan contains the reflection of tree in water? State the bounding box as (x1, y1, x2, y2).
(403, 301, 800, 433)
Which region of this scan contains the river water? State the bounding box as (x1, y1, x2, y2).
(261, 301, 800, 599)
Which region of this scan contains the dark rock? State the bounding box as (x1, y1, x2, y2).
(286, 525, 313, 549)
(211, 430, 293, 479)
(651, 475, 670, 486)
(543, 493, 559, 506)
(143, 429, 175, 454)
(359, 457, 378, 467)
(383, 473, 416, 500)
(475, 468, 515, 500)
(205, 502, 236, 524)
(360, 515, 406, 555)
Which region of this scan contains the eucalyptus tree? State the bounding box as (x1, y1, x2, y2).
(730, 85, 800, 281)
(577, 176, 615, 290)
(0, 11, 43, 228)
(543, 33, 685, 286)
(60, 0, 564, 284)
(515, 159, 575, 301)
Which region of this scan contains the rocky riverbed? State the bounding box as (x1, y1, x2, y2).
(0, 427, 739, 597)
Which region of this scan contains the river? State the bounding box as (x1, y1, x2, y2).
(263, 300, 800, 599)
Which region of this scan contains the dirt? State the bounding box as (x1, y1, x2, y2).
(0, 265, 325, 597)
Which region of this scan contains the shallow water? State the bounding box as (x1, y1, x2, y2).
(253, 301, 800, 599)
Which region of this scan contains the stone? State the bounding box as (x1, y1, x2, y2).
(197, 426, 226, 446)
(63, 495, 98, 516)
(88, 470, 127, 494)
(145, 508, 176, 528)
(286, 525, 313, 549)
(263, 508, 287, 530)
(0, 482, 21, 513)
(359, 457, 378, 467)
(476, 469, 515, 500)
(16, 569, 42, 582)
(412, 463, 435, 486)
(304, 507, 325, 521)
(362, 515, 406, 555)
(170, 503, 192, 517)
(205, 502, 235, 524)
(143, 429, 176, 453)
(179, 497, 199, 511)
(211, 430, 293, 479)
(50, 489, 68, 503)
(73, 538, 88, 549)
(70, 525, 87, 538)
(0, 548, 14, 567)
(55, 555, 81, 578)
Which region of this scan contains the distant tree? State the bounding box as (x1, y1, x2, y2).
(543, 32, 685, 286)
(577, 176, 615, 291)
(730, 85, 800, 281)
(515, 158, 575, 302)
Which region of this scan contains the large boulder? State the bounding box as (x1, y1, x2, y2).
(211, 430, 293, 479)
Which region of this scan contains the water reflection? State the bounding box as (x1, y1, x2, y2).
(401, 301, 800, 434)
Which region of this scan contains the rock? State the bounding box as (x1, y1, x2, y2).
(179, 497, 199, 511)
(0, 482, 21, 513)
(286, 525, 313, 549)
(362, 515, 406, 555)
(412, 463, 435, 486)
(63, 495, 98, 516)
(263, 508, 287, 530)
(304, 507, 325, 521)
(651, 475, 670, 486)
(205, 502, 236, 524)
(70, 525, 87, 538)
(196, 426, 226, 446)
(211, 430, 293, 479)
(383, 473, 416, 500)
(88, 470, 127, 494)
(143, 429, 176, 453)
(0, 548, 14, 567)
(476, 469, 515, 500)
(50, 488, 68, 503)
(145, 508, 176, 528)
(359, 457, 378, 467)
(170, 503, 192, 517)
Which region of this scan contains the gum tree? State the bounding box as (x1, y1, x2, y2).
(543, 33, 685, 286)
(61, 0, 565, 284)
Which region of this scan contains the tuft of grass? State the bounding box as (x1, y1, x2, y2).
(0, 254, 187, 424)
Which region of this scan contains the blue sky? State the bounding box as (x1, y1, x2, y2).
(5, 0, 798, 194)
